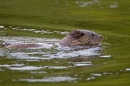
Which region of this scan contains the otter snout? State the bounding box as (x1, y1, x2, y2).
(96, 35, 103, 44)
(100, 35, 103, 39)
(100, 35, 103, 41)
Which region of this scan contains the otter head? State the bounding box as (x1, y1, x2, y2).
(59, 30, 103, 47)
(87, 31, 103, 45)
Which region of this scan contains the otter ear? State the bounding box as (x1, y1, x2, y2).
(69, 30, 84, 39)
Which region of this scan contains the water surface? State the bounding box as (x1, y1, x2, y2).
(0, 25, 110, 84)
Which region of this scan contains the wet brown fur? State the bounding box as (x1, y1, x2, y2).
(59, 30, 103, 47)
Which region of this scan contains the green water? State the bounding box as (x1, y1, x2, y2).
(0, 0, 130, 86)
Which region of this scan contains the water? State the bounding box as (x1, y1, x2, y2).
(0, 25, 130, 85)
(0, 25, 105, 83)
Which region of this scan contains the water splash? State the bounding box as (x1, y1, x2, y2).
(52, 47, 101, 58)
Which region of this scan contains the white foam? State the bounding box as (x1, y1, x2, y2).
(11, 64, 24, 67)
(3, 40, 23, 45)
(19, 76, 78, 82)
(0, 64, 10, 67)
(8, 66, 43, 71)
(79, 1, 94, 7)
(60, 31, 68, 35)
(39, 43, 53, 48)
(6, 46, 102, 60)
(0, 50, 4, 56)
(11, 27, 68, 36)
(109, 5, 119, 8)
(86, 78, 91, 80)
(0, 36, 60, 44)
(0, 26, 4, 28)
(74, 63, 93, 66)
(103, 72, 113, 75)
(91, 73, 102, 76)
(86, 77, 95, 80)
(125, 68, 130, 71)
(48, 66, 70, 69)
(0, 63, 25, 70)
(100, 55, 111, 58)
(74, 61, 93, 66)
(52, 47, 101, 58)
(7, 53, 52, 60)
(30, 71, 47, 74)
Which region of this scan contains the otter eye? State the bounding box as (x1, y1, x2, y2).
(91, 34, 95, 39)
(91, 34, 95, 36)
(81, 32, 84, 36)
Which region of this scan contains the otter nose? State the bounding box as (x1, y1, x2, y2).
(100, 35, 103, 39)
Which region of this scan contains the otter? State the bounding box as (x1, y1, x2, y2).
(6, 43, 42, 49)
(59, 30, 103, 47)
(1, 30, 103, 49)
